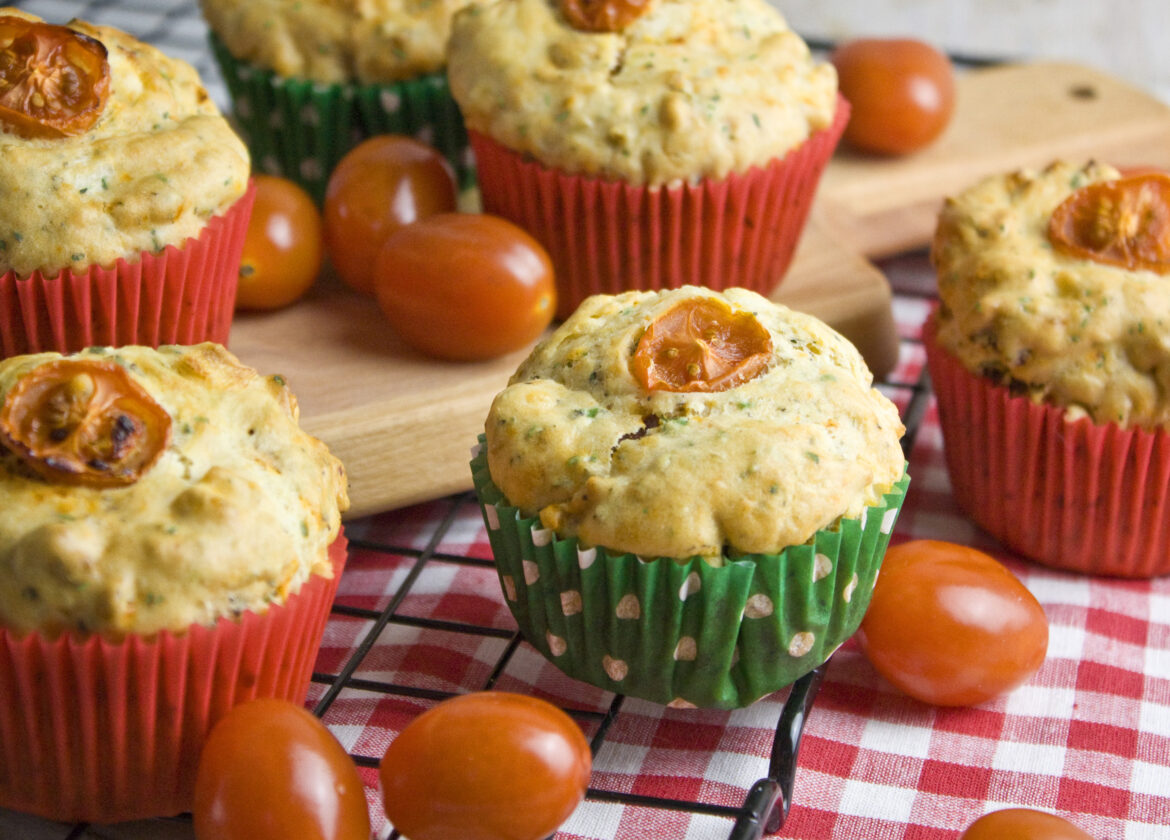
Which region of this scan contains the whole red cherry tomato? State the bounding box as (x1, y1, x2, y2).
(856, 540, 1048, 706)
(830, 37, 956, 155)
(192, 698, 371, 840)
(372, 213, 556, 360)
(960, 808, 1095, 840)
(236, 175, 324, 310)
(379, 692, 592, 840)
(323, 135, 458, 295)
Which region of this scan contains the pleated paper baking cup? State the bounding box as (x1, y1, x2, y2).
(471, 439, 908, 709)
(925, 315, 1170, 578)
(210, 34, 474, 202)
(469, 96, 848, 321)
(0, 183, 255, 361)
(0, 533, 347, 823)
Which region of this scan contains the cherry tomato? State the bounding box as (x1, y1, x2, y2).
(192, 697, 371, 840)
(235, 175, 324, 310)
(960, 808, 1095, 840)
(0, 358, 171, 487)
(631, 297, 773, 392)
(1048, 172, 1170, 274)
(372, 213, 556, 360)
(0, 14, 110, 139)
(830, 37, 956, 156)
(856, 540, 1048, 706)
(324, 135, 458, 295)
(379, 692, 592, 840)
(560, 0, 651, 32)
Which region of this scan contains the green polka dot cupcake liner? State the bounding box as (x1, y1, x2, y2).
(471, 438, 910, 709)
(209, 33, 474, 204)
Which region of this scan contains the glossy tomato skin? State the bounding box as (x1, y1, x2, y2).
(236, 175, 324, 310)
(373, 213, 556, 360)
(831, 37, 956, 155)
(960, 808, 1095, 840)
(379, 691, 592, 840)
(856, 540, 1048, 706)
(192, 698, 371, 840)
(324, 135, 458, 295)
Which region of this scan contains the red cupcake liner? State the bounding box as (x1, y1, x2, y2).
(0, 181, 256, 360)
(470, 96, 849, 320)
(0, 531, 347, 823)
(924, 314, 1170, 578)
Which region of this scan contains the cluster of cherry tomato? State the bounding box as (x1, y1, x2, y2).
(192, 691, 592, 840)
(236, 136, 556, 361)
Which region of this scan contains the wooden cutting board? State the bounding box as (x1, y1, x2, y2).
(229, 61, 1170, 519)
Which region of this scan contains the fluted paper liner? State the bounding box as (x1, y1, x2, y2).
(210, 34, 475, 201)
(0, 183, 255, 360)
(0, 533, 347, 823)
(469, 96, 849, 320)
(471, 438, 908, 709)
(925, 313, 1170, 578)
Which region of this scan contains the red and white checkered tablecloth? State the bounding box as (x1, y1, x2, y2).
(323, 254, 1170, 840)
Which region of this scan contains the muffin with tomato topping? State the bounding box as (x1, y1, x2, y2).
(0, 8, 253, 361)
(200, 0, 476, 201)
(471, 286, 908, 708)
(0, 342, 349, 822)
(927, 160, 1170, 577)
(447, 0, 847, 319)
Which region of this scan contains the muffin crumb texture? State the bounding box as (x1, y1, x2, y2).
(0, 343, 349, 638)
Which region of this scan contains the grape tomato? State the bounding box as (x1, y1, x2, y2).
(236, 174, 324, 310)
(960, 808, 1096, 840)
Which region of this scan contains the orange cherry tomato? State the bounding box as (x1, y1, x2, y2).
(830, 37, 956, 156)
(379, 692, 592, 840)
(960, 808, 1095, 840)
(323, 135, 458, 295)
(235, 175, 324, 310)
(0, 14, 110, 139)
(856, 540, 1049, 706)
(559, 0, 651, 32)
(631, 297, 773, 392)
(0, 358, 171, 487)
(372, 212, 555, 360)
(192, 698, 371, 840)
(1047, 172, 1170, 274)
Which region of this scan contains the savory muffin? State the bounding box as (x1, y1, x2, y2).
(928, 160, 1170, 576)
(0, 343, 349, 821)
(473, 287, 908, 707)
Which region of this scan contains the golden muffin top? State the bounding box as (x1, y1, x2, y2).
(0, 343, 349, 638)
(447, 0, 838, 186)
(200, 0, 476, 83)
(485, 286, 905, 561)
(0, 8, 250, 278)
(933, 160, 1170, 429)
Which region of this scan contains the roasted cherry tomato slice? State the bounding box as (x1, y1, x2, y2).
(0, 15, 110, 139)
(831, 37, 955, 156)
(379, 692, 592, 840)
(0, 358, 171, 487)
(857, 540, 1049, 707)
(559, 0, 651, 32)
(631, 297, 773, 392)
(193, 698, 371, 840)
(236, 175, 324, 310)
(960, 808, 1095, 840)
(1047, 172, 1170, 274)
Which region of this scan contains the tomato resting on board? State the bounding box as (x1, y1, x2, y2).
(192, 698, 371, 840)
(830, 37, 955, 156)
(379, 692, 592, 840)
(856, 540, 1049, 706)
(0, 358, 171, 487)
(960, 808, 1096, 840)
(1047, 171, 1170, 274)
(0, 14, 110, 139)
(236, 174, 324, 310)
(631, 297, 773, 392)
(372, 212, 556, 361)
(324, 135, 458, 295)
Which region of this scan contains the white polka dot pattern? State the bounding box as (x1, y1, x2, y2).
(678, 571, 702, 600)
(577, 546, 596, 569)
(843, 572, 859, 603)
(788, 631, 815, 657)
(674, 637, 697, 661)
(813, 552, 833, 582)
(603, 655, 628, 681)
(561, 590, 583, 616)
(522, 560, 540, 585)
(744, 593, 774, 619)
(615, 594, 641, 619)
(546, 631, 567, 656)
(502, 575, 517, 601)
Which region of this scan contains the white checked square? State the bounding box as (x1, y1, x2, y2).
(683, 812, 742, 839)
(592, 740, 652, 776)
(703, 747, 771, 790)
(859, 715, 935, 759)
(1139, 699, 1170, 738)
(1044, 622, 1087, 662)
(1146, 643, 1170, 680)
(557, 799, 625, 839)
(1127, 758, 1170, 797)
(991, 738, 1067, 776)
(1005, 684, 1077, 719)
(837, 778, 917, 822)
(1026, 574, 1092, 607)
(1152, 593, 1170, 628)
